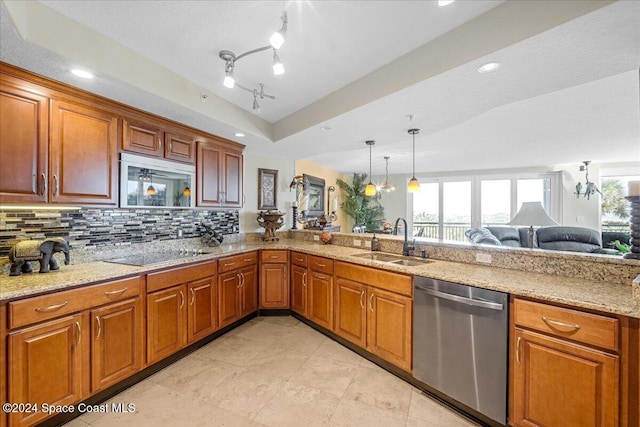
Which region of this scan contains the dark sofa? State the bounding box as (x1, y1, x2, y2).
(465, 226, 624, 255)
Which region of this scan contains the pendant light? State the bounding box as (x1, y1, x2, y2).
(380, 156, 396, 192)
(364, 140, 377, 196)
(407, 129, 420, 193)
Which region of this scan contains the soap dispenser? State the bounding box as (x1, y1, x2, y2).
(371, 234, 380, 251)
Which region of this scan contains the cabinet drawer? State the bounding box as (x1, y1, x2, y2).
(309, 256, 333, 274)
(8, 276, 142, 329)
(146, 260, 216, 293)
(514, 298, 619, 352)
(261, 250, 288, 263)
(335, 261, 412, 297)
(291, 251, 308, 267)
(218, 251, 258, 273)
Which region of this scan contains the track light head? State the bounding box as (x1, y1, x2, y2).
(269, 11, 288, 49)
(272, 49, 285, 75)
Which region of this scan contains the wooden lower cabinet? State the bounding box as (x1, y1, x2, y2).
(91, 298, 143, 393)
(218, 265, 257, 328)
(334, 278, 412, 371)
(290, 264, 308, 317)
(512, 328, 619, 426)
(367, 287, 412, 372)
(8, 314, 87, 427)
(260, 263, 289, 308)
(147, 285, 187, 364)
(334, 278, 367, 347)
(187, 277, 218, 343)
(309, 270, 333, 330)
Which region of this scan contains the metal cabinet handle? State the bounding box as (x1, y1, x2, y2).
(237, 273, 241, 288)
(316, 263, 325, 267)
(53, 174, 59, 196)
(240, 272, 245, 286)
(541, 316, 581, 332)
(35, 301, 68, 313)
(516, 336, 522, 364)
(158, 137, 162, 149)
(315, 274, 326, 280)
(75, 321, 81, 347)
(302, 272, 307, 287)
(190, 288, 195, 305)
(40, 173, 47, 196)
(243, 258, 253, 263)
(179, 291, 185, 309)
(96, 316, 101, 339)
(360, 291, 365, 309)
(104, 287, 127, 296)
(369, 293, 375, 312)
(224, 262, 236, 267)
(295, 257, 304, 262)
(32, 173, 36, 194)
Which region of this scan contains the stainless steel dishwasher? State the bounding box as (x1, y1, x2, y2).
(413, 277, 508, 425)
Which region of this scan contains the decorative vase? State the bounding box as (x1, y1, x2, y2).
(257, 210, 285, 242)
(320, 231, 332, 244)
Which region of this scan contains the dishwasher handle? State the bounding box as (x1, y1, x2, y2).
(415, 285, 504, 311)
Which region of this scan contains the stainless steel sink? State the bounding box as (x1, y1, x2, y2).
(350, 252, 432, 266)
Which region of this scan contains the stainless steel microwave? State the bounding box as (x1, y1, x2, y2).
(120, 153, 195, 208)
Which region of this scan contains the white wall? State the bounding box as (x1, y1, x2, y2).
(240, 154, 296, 233)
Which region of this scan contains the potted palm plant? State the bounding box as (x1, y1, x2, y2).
(336, 173, 385, 231)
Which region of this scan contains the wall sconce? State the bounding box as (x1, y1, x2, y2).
(574, 161, 601, 200)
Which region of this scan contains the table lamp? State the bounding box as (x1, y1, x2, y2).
(507, 202, 558, 248)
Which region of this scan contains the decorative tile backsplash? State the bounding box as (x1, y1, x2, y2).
(0, 208, 238, 257)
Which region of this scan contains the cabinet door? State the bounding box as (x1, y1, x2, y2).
(196, 141, 222, 206)
(0, 81, 48, 203)
(218, 271, 240, 328)
(367, 287, 412, 372)
(122, 117, 163, 157)
(147, 285, 187, 364)
(309, 271, 333, 330)
(512, 328, 619, 427)
(188, 277, 218, 343)
(91, 298, 143, 392)
(165, 131, 195, 164)
(240, 265, 258, 317)
(9, 314, 85, 426)
(260, 263, 289, 309)
(223, 148, 243, 207)
(290, 265, 307, 317)
(49, 99, 118, 205)
(334, 278, 367, 347)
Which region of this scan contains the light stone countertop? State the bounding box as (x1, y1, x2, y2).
(1, 239, 638, 319)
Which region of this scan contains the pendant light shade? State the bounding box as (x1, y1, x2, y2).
(407, 128, 420, 193)
(365, 140, 377, 196)
(380, 156, 396, 192)
(146, 184, 156, 196)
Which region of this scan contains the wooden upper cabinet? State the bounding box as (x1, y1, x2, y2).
(165, 131, 195, 164)
(49, 99, 118, 205)
(197, 139, 243, 208)
(223, 148, 243, 207)
(122, 117, 164, 157)
(0, 79, 49, 203)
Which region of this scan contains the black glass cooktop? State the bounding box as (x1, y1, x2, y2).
(104, 251, 205, 266)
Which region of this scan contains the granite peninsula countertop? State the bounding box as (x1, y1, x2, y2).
(1, 239, 639, 319)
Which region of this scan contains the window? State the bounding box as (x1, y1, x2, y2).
(601, 174, 638, 232)
(412, 172, 559, 241)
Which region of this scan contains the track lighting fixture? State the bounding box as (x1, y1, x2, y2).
(219, 9, 288, 110)
(407, 129, 420, 193)
(365, 140, 377, 196)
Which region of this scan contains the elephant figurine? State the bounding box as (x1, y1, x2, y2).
(9, 237, 70, 276)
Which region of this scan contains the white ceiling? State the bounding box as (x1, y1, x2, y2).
(1, 0, 638, 176)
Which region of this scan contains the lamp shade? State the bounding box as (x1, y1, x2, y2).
(407, 177, 420, 193)
(507, 202, 558, 227)
(365, 182, 377, 196)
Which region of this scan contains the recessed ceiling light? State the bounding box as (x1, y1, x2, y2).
(71, 69, 94, 79)
(438, 0, 455, 6)
(320, 126, 332, 131)
(234, 132, 245, 137)
(477, 62, 501, 73)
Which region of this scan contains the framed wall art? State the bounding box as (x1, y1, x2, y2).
(258, 168, 278, 210)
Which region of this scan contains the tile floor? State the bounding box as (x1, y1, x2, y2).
(66, 316, 479, 427)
